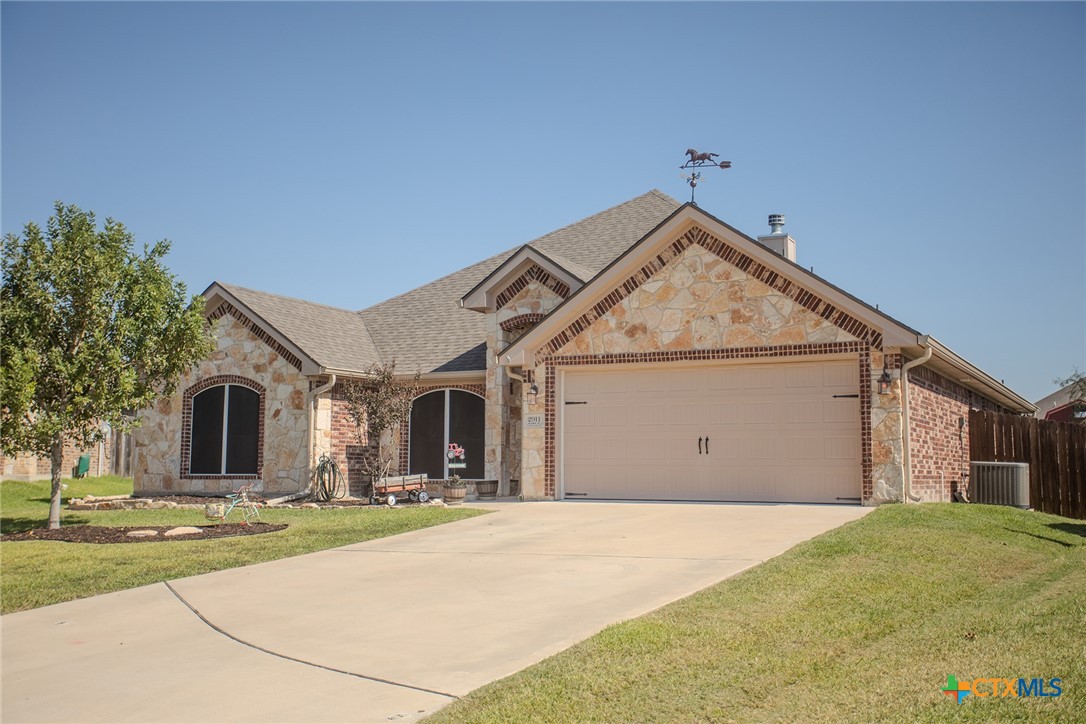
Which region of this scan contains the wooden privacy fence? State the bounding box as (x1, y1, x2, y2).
(969, 410, 1085, 520)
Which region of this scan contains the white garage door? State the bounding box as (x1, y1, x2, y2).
(562, 359, 861, 504)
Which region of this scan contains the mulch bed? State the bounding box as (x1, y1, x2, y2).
(1, 522, 287, 544)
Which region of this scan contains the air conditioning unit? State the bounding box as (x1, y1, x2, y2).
(969, 462, 1029, 509)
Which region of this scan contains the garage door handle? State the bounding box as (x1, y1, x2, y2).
(705, 436, 709, 455)
(698, 437, 703, 455)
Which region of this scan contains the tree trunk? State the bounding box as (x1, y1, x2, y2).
(49, 433, 64, 529)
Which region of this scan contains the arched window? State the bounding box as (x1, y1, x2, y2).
(409, 389, 484, 479)
(190, 384, 261, 475)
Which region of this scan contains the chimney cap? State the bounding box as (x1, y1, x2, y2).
(768, 214, 785, 235)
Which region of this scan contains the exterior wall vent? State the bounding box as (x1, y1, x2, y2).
(969, 461, 1029, 508)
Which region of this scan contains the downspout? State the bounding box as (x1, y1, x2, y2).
(266, 373, 336, 506)
(900, 339, 933, 503)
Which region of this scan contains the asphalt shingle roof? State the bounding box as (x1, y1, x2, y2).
(215, 190, 680, 376)
(358, 190, 680, 374)
(218, 283, 384, 372)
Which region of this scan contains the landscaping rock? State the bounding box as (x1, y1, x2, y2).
(164, 526, 204, 537)
(300, 502, 319, 509)
(126, 530, 159, 538)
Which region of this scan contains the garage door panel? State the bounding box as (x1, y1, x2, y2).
(823, 399, 859, 424)
(785, 400, 821, 424)
(666, 403, 703, 427)
(630, 404, 665, 425)
(825, 436, 860, 459)
(742, 402, 776, 425)
(665, 369, 701, 392)
(564, 404, 595, 428)
(786, 365, 821, 388)
(596, 405, 629, 427)
(823, 362, 859, 388)
(706, 402, 741, 425)
(562, 360, 862, 503)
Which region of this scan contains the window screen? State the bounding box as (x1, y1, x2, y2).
(409, 390, 446, 479)
(190, 386, 225, 474)
(449, 390, 485, 479)
(189, 384, 260, 475)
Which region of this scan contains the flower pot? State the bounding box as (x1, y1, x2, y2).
(474, 480, 498, 498)
(442, 484, 466, 505)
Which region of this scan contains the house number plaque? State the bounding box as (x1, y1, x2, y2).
(525, 413, 544, 429)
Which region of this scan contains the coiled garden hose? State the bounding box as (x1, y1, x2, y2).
(312, 453, 347, 501)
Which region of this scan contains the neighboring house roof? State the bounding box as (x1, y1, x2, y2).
(1034, 381, 1085, 419)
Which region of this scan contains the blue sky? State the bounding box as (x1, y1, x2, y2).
(3, 1, 1083, 402)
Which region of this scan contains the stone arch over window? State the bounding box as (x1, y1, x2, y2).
(408, 388, 485, 480)
(181, 376, 265, 479)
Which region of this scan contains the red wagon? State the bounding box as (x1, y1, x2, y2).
(370, 474, 429, 506)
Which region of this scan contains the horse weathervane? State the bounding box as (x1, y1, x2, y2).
(680, 148, 732, 204)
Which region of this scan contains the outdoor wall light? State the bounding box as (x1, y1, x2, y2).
(878, 364, 893, 396)
(529, 382, 539, 398)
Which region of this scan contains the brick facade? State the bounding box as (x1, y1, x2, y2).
(327, 383, 380, 496)
(907, 366, 1007, 501)
(1, 435, 115, 481)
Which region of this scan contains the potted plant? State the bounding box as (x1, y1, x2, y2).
(442, 473, 467, 505)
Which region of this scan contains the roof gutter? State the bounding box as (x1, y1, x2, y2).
(900, 337, 932, 503)
(926, 338, 1036, 414)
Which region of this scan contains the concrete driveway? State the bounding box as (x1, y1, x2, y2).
(2, 501, 869, 723)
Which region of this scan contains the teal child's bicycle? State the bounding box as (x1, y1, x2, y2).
(204, 482, 261, 525)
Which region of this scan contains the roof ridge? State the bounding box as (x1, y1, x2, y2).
(527, 190, 680, 251)
(218, 282, 361, 315)
(356, 248, 516, 313)
(353, 313, 384, 365)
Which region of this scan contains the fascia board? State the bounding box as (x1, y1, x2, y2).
(924, 337, 1036, 413)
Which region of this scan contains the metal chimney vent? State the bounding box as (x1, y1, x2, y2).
(768, 214, 785, 235)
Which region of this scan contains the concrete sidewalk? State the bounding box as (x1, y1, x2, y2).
(2, 501, 869, 723)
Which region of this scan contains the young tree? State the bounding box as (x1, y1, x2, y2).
(341, 362, 421, 486)
(1055, 370, 1086, 422)
(1, 202, 214, 528)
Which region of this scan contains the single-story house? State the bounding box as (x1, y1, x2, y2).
(133, 190, 1035, 505)
(1034, 382, 1085, 423)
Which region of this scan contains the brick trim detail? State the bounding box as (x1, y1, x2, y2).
(539, 225, 883, 358)
(500, 313, 546, 333)
(494, 264, 571, 309)
(397, 384, 487, 475)
(209, 301, 305, 371)
(541, 341, 874, 500)
(180, 375, 266, 480)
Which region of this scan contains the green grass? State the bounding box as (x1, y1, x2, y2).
(1, 477, 485, 614)
(430, 504, 1086, 723)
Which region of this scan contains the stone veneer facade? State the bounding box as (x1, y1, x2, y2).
(131, 222, 1017, 507)
(485, 272, 567, 493)
(515, 225, 920, 504)
(133, 311, 310, 496)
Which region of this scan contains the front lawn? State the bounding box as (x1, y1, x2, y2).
(430, 504, 1085, 723)
(0, 477, 485, 614)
